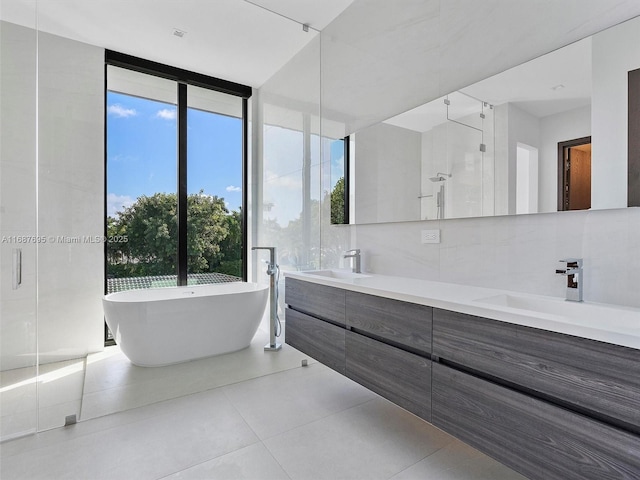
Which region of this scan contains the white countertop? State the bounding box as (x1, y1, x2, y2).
(285, 270, 640, 350)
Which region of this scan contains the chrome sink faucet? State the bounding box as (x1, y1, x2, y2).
(555, 258, 583, 302)
(343, 249, 361, 273)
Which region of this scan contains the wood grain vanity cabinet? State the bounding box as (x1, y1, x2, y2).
(285, 280, 433, 421)
(432, 363, 640, 480)
(284, 277, 346, 326)
(345, 291, 432, 356)
(285, 278, 640, 480)
(285, 309, 346, 374)
(432, 308, 640, 480)
(432, 308, 640, 433)
(284, 278, 346, 374)
(345, 291, 432, 421)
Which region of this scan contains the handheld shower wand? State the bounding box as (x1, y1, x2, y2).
(252, 246, 282, 351)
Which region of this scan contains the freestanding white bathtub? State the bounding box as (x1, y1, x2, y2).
(103, 282, 269, 367)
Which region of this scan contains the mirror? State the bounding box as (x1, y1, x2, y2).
(348, 15, 640, 224)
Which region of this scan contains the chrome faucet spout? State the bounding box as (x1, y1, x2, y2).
(556, 258, 583, 302)
(343, 249, 361, 274)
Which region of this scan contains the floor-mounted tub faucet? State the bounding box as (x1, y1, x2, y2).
(252, 246, 282, 351)
(343, 249, 361, 273)
(555, 258, 583, 302)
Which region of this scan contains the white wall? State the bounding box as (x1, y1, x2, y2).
(354, 123, 421, 223)
(36, 31, 105, 364)
(516, 144, 538, 215)
(591, 15, 640, 209)
(494, 103, 540, 215)
(506, 104, 540, 215)
(351, 207, 640, 308)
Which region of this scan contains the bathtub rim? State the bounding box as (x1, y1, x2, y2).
(103, 281, 269, 303)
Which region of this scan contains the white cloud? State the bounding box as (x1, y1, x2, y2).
(226, 185, 241, 192)
(106, 193, 134, 217)
(156, 108, 177, 120)
(108, 104, 137, 118)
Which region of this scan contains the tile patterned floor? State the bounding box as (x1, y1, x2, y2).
(80, 327, 311, 421)
(2, 319, 527, 479)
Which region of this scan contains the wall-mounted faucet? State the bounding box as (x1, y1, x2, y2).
(343, 249, 361, 273)
(555, 258, 583, 302)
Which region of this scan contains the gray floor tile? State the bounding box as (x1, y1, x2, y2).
(263, 397, 455, 480)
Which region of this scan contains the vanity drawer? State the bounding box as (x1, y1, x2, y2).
(285, 308, 345, 374)
(433, 308, 640, 432)
(345, 330, 431, 421)
(432, 363, 640, 480)
(285, 278, 346, 326)
(346, 291, 432, 355)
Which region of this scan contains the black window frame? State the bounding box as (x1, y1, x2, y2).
(104, 51, 251, 342)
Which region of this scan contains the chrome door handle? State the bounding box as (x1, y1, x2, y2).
(12, 248, 22, 289)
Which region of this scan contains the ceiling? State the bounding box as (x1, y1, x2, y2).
(0, 0, 354, 88)
(385, 36, 592, 133)
(2, 0, 639, 133)
(315, 0, 640, 135)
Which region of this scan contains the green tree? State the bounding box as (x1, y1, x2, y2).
(186, 192, 229, 272)
(108, 192, 241, 278)
(330, 176, 346, 224)
(216, 208, 243, 276)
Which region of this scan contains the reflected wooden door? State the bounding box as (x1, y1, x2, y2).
(558, 137, 591, 211)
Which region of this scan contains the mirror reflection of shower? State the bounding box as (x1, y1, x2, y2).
(429, 172, 452, 182)
(417, 90, 493, 220)
(429, 172, 451, 219)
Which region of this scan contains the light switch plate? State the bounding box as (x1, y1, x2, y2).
(421, 229, 440, 244)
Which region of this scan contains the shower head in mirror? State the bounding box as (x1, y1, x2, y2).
(429, 172, 452, 182)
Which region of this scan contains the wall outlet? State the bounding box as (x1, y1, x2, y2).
(421, 229, 440, 244)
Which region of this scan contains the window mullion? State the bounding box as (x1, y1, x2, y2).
(177, 83, 188, 286)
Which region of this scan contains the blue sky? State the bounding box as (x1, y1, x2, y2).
(106, 91, 242, 217)
(330, 138, 345, 189)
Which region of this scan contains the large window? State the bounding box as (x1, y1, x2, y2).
(187, 86, 243, 279)
(105, 53, 250, 302)
(330, 137, 349, 224)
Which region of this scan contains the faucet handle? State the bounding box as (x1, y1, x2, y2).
(345, 249, 360, 254)
(559, 258, 582, 266)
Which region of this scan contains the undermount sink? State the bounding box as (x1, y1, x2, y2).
(303, 269, 371, 280)
(476, 293, 574, 315)
(474, 293, 640, 330)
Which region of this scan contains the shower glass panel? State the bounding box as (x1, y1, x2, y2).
(106, 66, 178, 292)
(37, 25, 105, 431)
(0, 15, 39, 442)
(445, 121, 484, 219)
(446, 91, 484, 130)
(186, 85, 243, 281)
(420, 91, 494, 220)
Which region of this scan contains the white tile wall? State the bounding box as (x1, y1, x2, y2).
(353, 123, 422, 224)
(323, 207, 640, 308)
(36, 31, 105, 364)
(1, 21, 38, 375)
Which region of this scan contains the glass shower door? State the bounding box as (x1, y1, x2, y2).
(0, 13, 39, 441)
